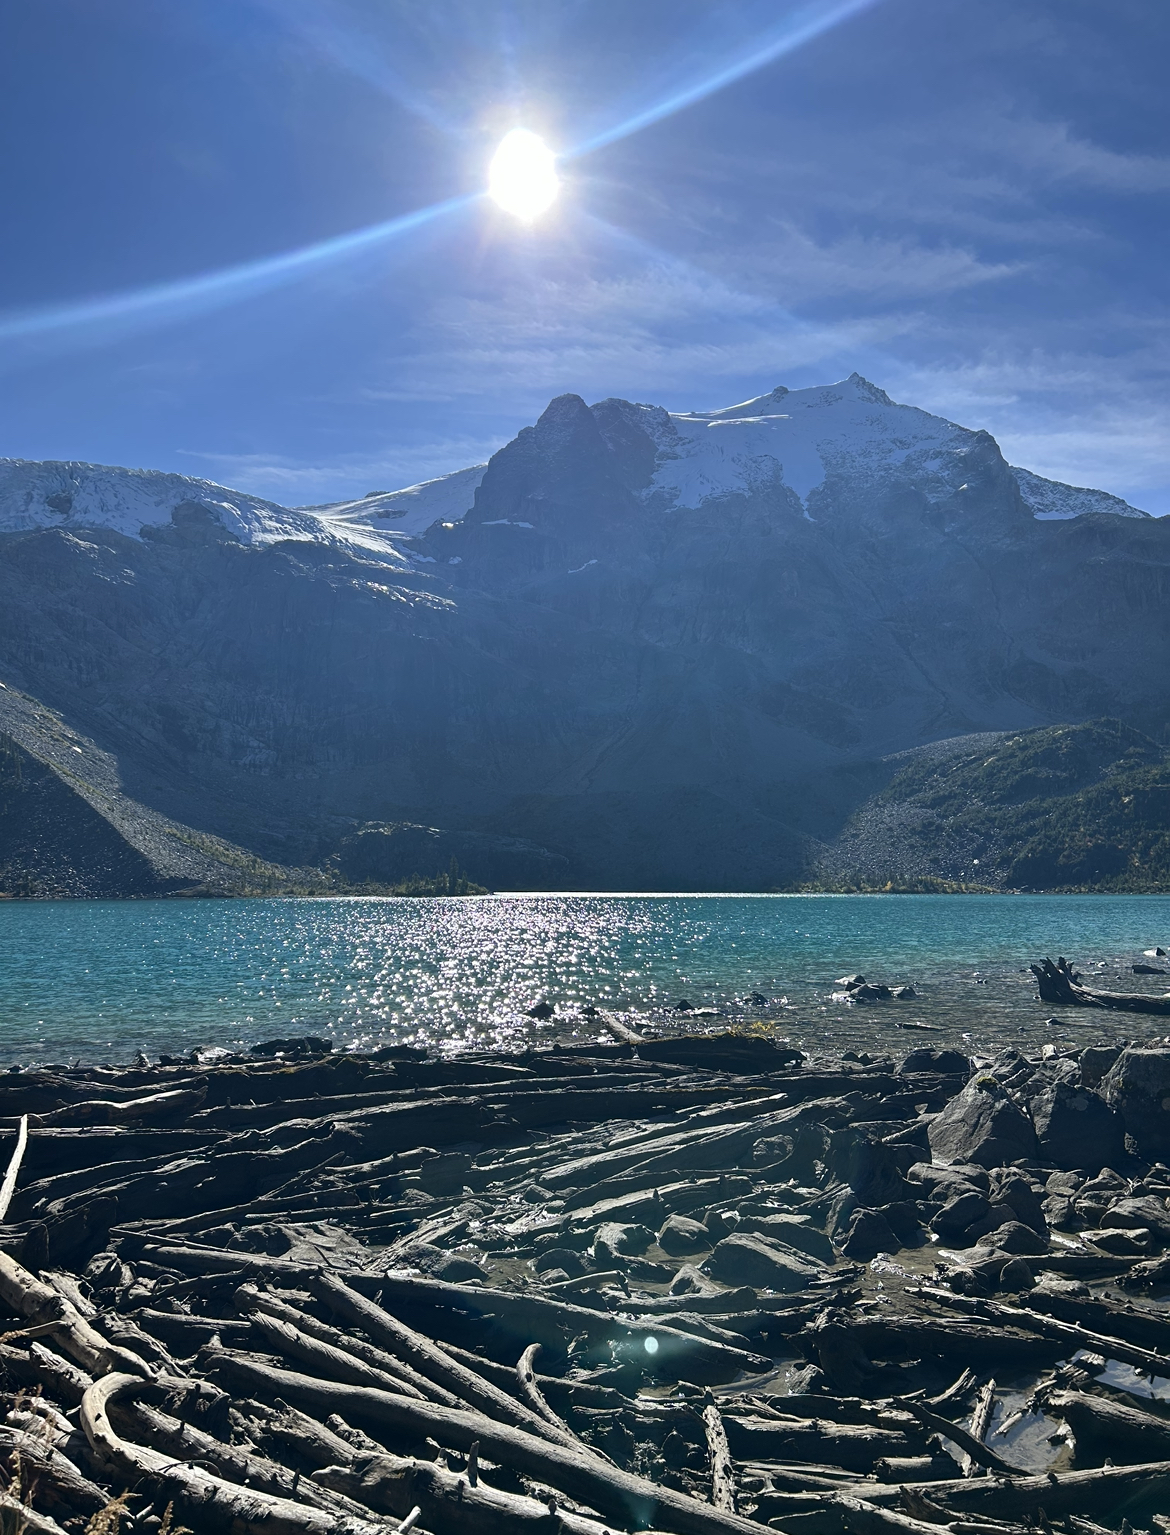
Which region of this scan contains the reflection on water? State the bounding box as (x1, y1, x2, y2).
(1, 892, 1169, 1065)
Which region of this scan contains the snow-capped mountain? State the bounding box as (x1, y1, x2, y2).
(0, 377, 1148, 555)
(0, 374, 1164, 895)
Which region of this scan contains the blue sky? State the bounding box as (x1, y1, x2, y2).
(1, 0, 1166, 510)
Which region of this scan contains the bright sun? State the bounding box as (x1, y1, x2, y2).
(489, 129, 559, 221)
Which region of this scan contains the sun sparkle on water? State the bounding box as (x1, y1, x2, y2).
(489, 129, 558, 221)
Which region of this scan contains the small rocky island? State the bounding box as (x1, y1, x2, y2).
(2, 1029, 1170, 1535)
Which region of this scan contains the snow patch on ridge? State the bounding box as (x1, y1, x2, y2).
(1010, 465, 1148, 521)
(302, 463, 486, 539)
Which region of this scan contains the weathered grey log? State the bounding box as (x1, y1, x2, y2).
(702, 1391, 735, 1513)
(0, 1423, 110, 1515)
(204, 1351, 797, 1535)
(313, 1274, 586, 1449)
(0, 1249, 152, 1377)
(80, 1371, 391, 1535)
(237, 1285, 450, 1405)
(961, 1379, 996, 1476)
(250, 1310, 433, 1399)
(0, 1490, 71, 1535)
(919, 1285, 1170, 1378)
(0, 1116, 28, 1222)
(1044, 1388, 1170, 1466)
(854, 1458, 1170, 1519)
(900, 1398, 1016, 1477)
(835, 1494, 959, 1535)
(315, 1452, 640, 1535)
(1031, 956, 1170, 1015)
(107, 1397, 361, 1519)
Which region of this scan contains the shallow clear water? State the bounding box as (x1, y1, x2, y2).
(1, 893, 1169, 1066)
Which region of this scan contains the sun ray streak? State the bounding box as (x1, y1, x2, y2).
(566, 0, 886, 159)
(0, 194, 478, 345)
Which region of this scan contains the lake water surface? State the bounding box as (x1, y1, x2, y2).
(2, 893, 1169, 1066)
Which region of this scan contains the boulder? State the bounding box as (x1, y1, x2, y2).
(931, 1190, 991, 1241)
(998, 1256, 1035, 1291)
(908, 1161, 990, 1200)
(927, 1076, 1038, 1167)
(592, 1222, 654, 1262)
(1078, 1045, 1123, 1090)
(1031, 1081, 1124, 1172)
(989, 1219, 1048, 1256)
(829, 1128, 911, 1205)
(1099, 1196, 1170, 1244)
(1101, 1048, 1170, 1160)
(532, 1247, 587, 1278)
(656, 1214, 711, 1256)
(839, 1207, 901, 1260)
(989, 1170, 1048, 1235)
(702, 1233, 821, 1291)
(900, 1048, 970, 1076)
(399, 1243, 487, 1283)
(1089, 1226, 1152, 1257)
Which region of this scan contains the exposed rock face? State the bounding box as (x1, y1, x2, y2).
(1101, 1049, 1170, 1160)
(0, 374, 1166, 892)
(928, 1077, 1039, 1167)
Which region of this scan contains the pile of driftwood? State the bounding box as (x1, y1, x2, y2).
(2, 1025, 1170, 1535)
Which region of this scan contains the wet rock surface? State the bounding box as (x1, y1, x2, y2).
(1, 1031, 1170, 1534)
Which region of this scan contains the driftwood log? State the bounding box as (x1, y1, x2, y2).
(1031, 955, 1170, 1014)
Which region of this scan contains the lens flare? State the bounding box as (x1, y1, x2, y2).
(489, 129, 559, 221)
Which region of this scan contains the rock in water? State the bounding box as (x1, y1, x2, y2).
(1031, 1080, 1124, 1171)
(1101, 1047, 1170, 1160)
(928, 1075, 1038, 1167)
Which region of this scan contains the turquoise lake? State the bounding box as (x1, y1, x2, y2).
(2, 893, 1169, 1066)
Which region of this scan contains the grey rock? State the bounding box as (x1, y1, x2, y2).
(1042, 1194, 1076, 1229)
(891, 985, 917, 1000)
(702, 1233, 821, 1291)
(1088, 1226, 1152, 1257)
(656, 1214, 711, 1256)
(1079, 1046, 1123, 1089)
(839, 1207, 901, 1260)
(998, 1256, 1035, 1290)
(989, 1220, 1049, 1256)
(931, 1190, 991, 1241)
(1099, 1196, 1170, 1244)
(900, 1048, 970, 1076)
(1031, 1080, 1124, 1172)
(399, 1243, 487, 1283)
(592, 1222, 654, 1261)
(989, 1170, 1048, 1235)
(753, 1133, 794, 1167)
(532, 1247, 587, 1278)
(1101, 1049, 1170, 1160)
(928, 1076, 1038, 1168)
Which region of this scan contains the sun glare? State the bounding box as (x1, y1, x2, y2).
(489, 129, 558, 221)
